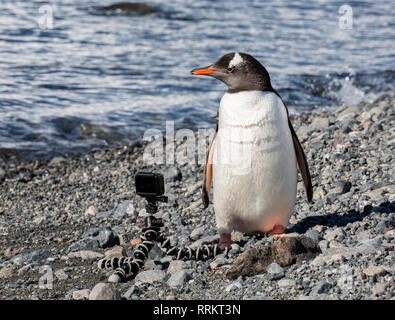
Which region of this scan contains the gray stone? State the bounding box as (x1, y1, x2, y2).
(113, 200, 136, 219)
(305, 229, 322, 242)
(97, 227, 118, 248)
(356, 230, 373, 242)
(55, 269, 68, 280)
(363, 266, 386, 277)
(210, 257, 227, 270)
(67, 238, 100, 253)
(81, 227, 99, 238)
(230, 243, 240, 253)
(108, 274, 122, 283)
(318, 240, 329, 253)
(332, 180, 352, 194)
(89, 283, 121, 300)
(225, 280, 243, 292)
(371, 283, 387, 296)
(123, 286, 137, 299)
(266, 263, 285, 280)
(67, 250, 104, 260)
(374, 221, 387, 234)
(72, 289, 91, 300)
(278, 279, 295, 288)
(356, 236, 383, 253)
(134, 270, 166, 284)
(147, 243, 165, 259)
(0, 267, 13, 279)
(310, 281, 332, 296)
(10, 250, 52, 265)
(324, 228, 345, 242)
(144, 259, 163, 271)
(311, 117, 329, 130)
(164, 167, 182, 182)
(189, 226, 205, 241)
(167, 270, 189, 288)
(167, 260, 187, 275)
(84, 206, 98, 216)
(104, 246, 126, 259)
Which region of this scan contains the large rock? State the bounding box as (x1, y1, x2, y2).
(89, 283, 121, 300)
(225, 235, 321, 280)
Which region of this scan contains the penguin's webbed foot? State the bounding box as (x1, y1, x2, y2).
(218, 233, 232, 249)
(268, 224, 285, 239)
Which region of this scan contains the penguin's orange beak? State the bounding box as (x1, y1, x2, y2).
(190, 66, 216, 75)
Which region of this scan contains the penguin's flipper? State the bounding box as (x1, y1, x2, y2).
(202, 135, 216, 208)
(288, 120, 313, 202)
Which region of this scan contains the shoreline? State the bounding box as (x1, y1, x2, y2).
(0, 96, 394, 300)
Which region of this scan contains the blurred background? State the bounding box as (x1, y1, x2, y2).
(0, 0, 394, 160)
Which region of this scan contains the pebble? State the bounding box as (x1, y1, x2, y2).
(10, 250, 52, 265)
(164, 167, 182, 182)
(325, 228, 345, 242)
(278, 279, 296, 288)
(67, 250, 104, 260)
(309, 281, 332, 296)
(104, 246, 126, 259)
(363, 266, 387, 277)
(167, 270, 189, 288)
(266, 263, 285, 280)
(108, 274, 122, 283)
(0, 267, 13, 279)
(189, 227, 205, 241)
(230, 243, 240, 253)
(84, 205, 98, 216)
(113, 200, 137, 219)
(55, 269, 68, 280)
(134, 270, 166, 284)
(225, 280, 243, 292)
(67, 238, 100, 253)
(305, 229, 322, 242)
(209, 257, 227, 270)
(123, 286, 137, 300)
(73, 289, 91, 300)
(167, 260, 187, 275)
(96, 227, 118, 248)
(371, 283, 387, 296)
(89, 283, 121, 300)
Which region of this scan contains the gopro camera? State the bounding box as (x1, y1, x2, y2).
(135, 172, 165, 197)
(135, 172, 167, 217)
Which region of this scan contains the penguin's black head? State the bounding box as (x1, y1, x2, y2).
(191, 52, 273, 93)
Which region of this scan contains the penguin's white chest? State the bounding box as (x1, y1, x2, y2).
(212, 91, 297, 234)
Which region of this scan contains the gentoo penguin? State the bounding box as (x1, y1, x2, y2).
(191, 52, 313, 248)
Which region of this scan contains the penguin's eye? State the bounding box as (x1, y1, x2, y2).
(227, 67, 234, 73)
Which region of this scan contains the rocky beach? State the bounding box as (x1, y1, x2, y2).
(0, 96, 394, 300)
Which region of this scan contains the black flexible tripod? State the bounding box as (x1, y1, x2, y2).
(98, 195, 228, 282)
